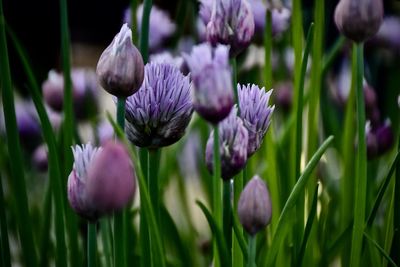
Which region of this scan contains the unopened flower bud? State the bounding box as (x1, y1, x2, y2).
(96, 24, 144, 97)
(205, 107, 249, 180)
(334, 0, 384, 43)
(184, 43, 234, 124)
(376, 120, 394, 155)
(238, 175, 272, 235)
(32, 144, 48, 172)
(42, 68, 100, 121)
(86, 141, 136, 214)
(207, 0, 255, 56)
(15, 101, 42, 151)
(68, 143, 103, 221)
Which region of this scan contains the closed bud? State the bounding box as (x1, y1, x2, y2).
(96, 24, 144, 97)
(86, 141, 136, 214)
(68, 143, 103, 221)
(334, 0, 384, 43)
(205, 107, 249, 180)
(184, 43, 234, 124)
(238, 175, 272, 235)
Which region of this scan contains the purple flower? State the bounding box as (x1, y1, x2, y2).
(86, 141, 136, 215)
(97, 24, 144, 98)
(334, 0, 384, 43)
(150, 52, 184, 71)
(42, 68, 100, 120)
(124, 4, 176, 51)
(125, 62, 193, 148)
(96, 120, 114, 145)
(68, 143, 103, 221)
(372, 16, 400, 49)
(32, 144, 48, 172)
(184, 43, 234, 123)
(238, 175, 272, 235)
(238, 84, 274, 157)
(248, 0, 291, 38)
(15, 101, 42, 151)
(206, 0, 255, 56)
(68, 141, 136, 220)
(205, 107, 249, 180)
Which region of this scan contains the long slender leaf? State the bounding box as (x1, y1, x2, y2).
(0, 3, 37, 266)
(196, 200, 231, 267)
(297, 183, 319, 266)
(232, 211, 248, 261)
(0, 172, 11, 267)
(364, 232, 398, 267)
(107, 113, 166, 267)
(367, 153, 399, 227)
(265, 136, 334, 265)
(7, 28, 68, 267)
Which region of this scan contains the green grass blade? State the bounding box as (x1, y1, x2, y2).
(196, 200, 231, 267)
(324, 222, 352, 264)
(297, 183, 319, 266)
(0, 3, 37, 266)
(265, 136, 334, 265)
(107, 113, 166, 267)
(7, 28, 68, 267)
(0, 173, 11, 267)
(390, 140, 400, 264)
(39, 181, 52, 267)
(232, 210, 248, 261)
(367, 153, 399, 227)
(139, 0, 152, 62)
(364, 232, 398, 267)
(350, 43, 367, 267)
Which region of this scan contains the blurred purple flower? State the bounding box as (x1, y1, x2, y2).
(205, 107, 249, 180)
(32, 144, 48, 172)
(372, 16, 400, 49)
(184, 43, 234, 123)
(206, 0, 255, 56)
(248, 0, 291, 38)
(125, 62, 193, 149)
(366, 120, 394, 159)
(42, 68, 100, 120)
(96, 120, 114, 145)
(15, 101, 42, 151)
(238, 84, 274, 157)
(86, 141, 136, 215)
(68, 143, 103, 221)
(124, 4, 176, 51)
(150, 51, 184, 71)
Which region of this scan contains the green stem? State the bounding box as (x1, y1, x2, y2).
(390, 140, 400, 264)
(233, 172, 244, 267)
(247, 236, 257, 267)
(223, 180, 232, 263)
(139, 148, 151, 267)
(0, 2, 37, 266)
(130, 0, 138, 44)
(349, 43, 366, 267)
(213, 125, 222, 267)
(88, 223, 97, 267)
(100, 219, 113, 267)
(115, 97, 127, 267)
(39, 181, 52, 267)
(264, 9, 272, 90)
(139, 0, 152, 63)
(0, 173, 11, 267)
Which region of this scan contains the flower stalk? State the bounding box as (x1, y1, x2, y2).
(88, 223, 97, 267)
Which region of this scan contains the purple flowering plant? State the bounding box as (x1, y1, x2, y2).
(1, 0, 400, 267)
